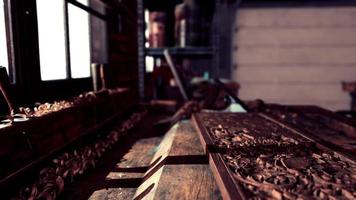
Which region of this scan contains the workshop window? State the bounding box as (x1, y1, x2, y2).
(36, 0, 90, 81)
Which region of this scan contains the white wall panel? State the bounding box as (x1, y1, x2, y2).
(233, 7, 356, 111)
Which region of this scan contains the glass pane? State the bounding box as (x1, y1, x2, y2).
(37, 0, 67, 81)
(68, 0, 91, 78)
(0, 0, 8, 72)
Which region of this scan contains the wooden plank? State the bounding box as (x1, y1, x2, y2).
(112, 137, 163, 179)
(234, 66, 356, 83)
(234, 46, 356, 65)
(87, 136, 163, 200)
(191, 116, 243, 200)
(153, 121, 221, 199)
(154, 165, 221, 200)
(266, 104, 356, 129)
(192, 112, 356, 200)
(133, 121, 222, 200)
(234, 28, 356, 46)
(261, 104, 356, 161)
(133, 124, 179, 200)
(236, 7, 356, 28)
(168, 121, 205, 156)
(88, 188, 137, 200)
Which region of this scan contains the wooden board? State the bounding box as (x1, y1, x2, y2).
(133, 121, 222, 200)
(192, 112, 356, 200)
(192, 114, 249, 200)
(87, 136, 163, 200)
(153, 164, 221, 200)
(262, 104, 356, 161)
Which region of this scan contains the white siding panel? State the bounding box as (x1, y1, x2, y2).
(233, 7, 356, 110)
(235, 28, 356, 46)
(236, 7, 356, 28)
(235, 66, 356, 84)
(239, 84, 348, 103)
(262, 100, 349, 111)
(235, 47, 356, 65)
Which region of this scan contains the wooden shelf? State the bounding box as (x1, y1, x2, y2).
(145, 47, 215, 57)
(0, 88, 138, 197)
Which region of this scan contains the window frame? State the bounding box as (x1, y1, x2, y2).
(2, 0, 108, 103)
(37, 0, 92, 81)
(1, 0, 15, 82)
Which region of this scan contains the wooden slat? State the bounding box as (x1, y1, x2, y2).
(87, 136, 163, 200)
(261, 105, 356, 160)
(133, 124, 179, 200)
(153, 165, 220, 200)
(133, 121, 221, 200)
(191, 116, 243, 200)
(236, 7, 356, 28)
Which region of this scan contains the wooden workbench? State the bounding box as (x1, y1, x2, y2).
(133, 120, 222, 200)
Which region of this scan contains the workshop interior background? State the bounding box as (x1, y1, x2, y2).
(0, 0, 356, 199)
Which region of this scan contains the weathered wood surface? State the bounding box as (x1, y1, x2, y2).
(154, 165, 221, 200)
(84, 115, 165, 200)
(133, 124, 178, 200)
(193, 112, 356, 200)
(134, 121, 222, 200)
(87, 137, 162, 200)
(262, 104, 356, 161)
